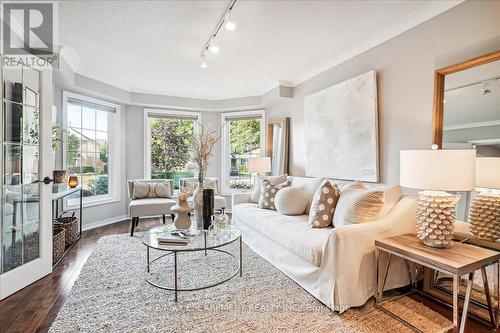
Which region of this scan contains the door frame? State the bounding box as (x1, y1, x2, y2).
(0, 68, 53, 300)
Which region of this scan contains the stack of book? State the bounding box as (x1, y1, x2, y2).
(157, 230, 200, 245)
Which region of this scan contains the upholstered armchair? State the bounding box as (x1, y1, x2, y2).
(178, 177, 226, 212)
(127, 179, 176, 236)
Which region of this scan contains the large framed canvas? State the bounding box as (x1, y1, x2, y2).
(304, 70, 379, 182)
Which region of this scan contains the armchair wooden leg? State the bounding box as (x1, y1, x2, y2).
(130, 217, 136, 236)
(162, 214, 166, 224)
(171, 214, 175, 222)
(135, 217, 139, 227)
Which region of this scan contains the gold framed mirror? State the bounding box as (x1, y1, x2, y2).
(432, 50, 500, 147)
(267, 118, 290, 175)
(427, 50, 500, 324)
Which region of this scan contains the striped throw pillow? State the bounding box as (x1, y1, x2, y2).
(333, 183, 385, 227)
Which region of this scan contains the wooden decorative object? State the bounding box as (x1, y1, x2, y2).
(432, 50, 500, 147)
(53, 170, 68, 183)
(416, 192, 459, 248)
(469, 194, 500, 241)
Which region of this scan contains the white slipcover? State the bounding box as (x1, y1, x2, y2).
(232, 187, 417, 312)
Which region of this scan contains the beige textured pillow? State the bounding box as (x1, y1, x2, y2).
(258, 179, 291, 210)
(275, 187, 307, 215)
(309, 180, 341, 228)
(154, 182, 173, 198)
(251, 174, 288, 203)
(333, 185, 385, 227)
(132, 182, 172, 199)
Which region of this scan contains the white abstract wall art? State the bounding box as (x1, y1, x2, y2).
(304, 70, 379, 182)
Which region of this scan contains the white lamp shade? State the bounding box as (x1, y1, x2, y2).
(400, 149, 476, 191)
(476, 157, 500, 189)
(248, 157, 271, 173)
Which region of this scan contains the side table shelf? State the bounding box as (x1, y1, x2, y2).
(52, 186, 83, 269)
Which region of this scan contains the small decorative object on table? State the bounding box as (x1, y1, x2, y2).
(172, 187, 194, 230)
(400, 146, 476, 248)
(202, 188, 214, 229)
(189, 123, 222, 229)
(68, 175, 78, 188)
(469, 157, 500, 241)
(53, 170, 68, 183)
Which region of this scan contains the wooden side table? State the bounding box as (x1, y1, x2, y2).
(375, 234, 500, 333)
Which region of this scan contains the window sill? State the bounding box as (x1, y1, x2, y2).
(66, 196, 120, 210)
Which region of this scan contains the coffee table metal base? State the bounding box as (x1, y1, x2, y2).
(145, 235, 242, 302)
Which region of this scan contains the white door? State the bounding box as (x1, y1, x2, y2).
(0, 59, 53, 299)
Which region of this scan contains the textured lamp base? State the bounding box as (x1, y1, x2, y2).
(416, 191, 459, 248)
(469, 193, 500, 241)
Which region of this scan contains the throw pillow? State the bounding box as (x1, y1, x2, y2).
(308, 180, 341, 228)
(154, 182, 173, 198)
(258, 179, 291, 210)
(184, 179, 218, 194)
(132, 181, 172, 199)
(333, 184, 385, 227)
(251, 174, 288, 203)
(275, 187, 307, 215)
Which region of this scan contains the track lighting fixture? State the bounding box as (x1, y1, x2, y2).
(199, 0, 237, 67)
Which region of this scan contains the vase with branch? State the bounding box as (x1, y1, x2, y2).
(189, 122, 222, 229)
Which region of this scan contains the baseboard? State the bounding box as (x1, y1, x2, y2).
(82, 215, 130, 231)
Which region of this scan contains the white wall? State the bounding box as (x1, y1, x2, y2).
(53, 0, 500, 227)
(261, 0, 500, 184)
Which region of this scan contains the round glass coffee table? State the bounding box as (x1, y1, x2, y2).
(142, 224, 242, 301)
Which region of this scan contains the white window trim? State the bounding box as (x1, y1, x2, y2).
(220, 110, 266, 195)
(62, 91, 121, 209)
(143, 108, 202, 179)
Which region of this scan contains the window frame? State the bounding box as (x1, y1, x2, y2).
(62, 91, 121, 208)
(143, 108, 202, 179)
(220, 110, 266, 195)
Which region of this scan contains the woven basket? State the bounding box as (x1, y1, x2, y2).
(53, 226, 66, 264)
(56, 212, 79, 247)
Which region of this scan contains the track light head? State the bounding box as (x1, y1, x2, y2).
(225, 11, 236, 31)
(209, 42, 219, 54)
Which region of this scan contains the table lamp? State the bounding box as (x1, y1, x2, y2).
(248, 157, 271, 175)
(400, 147, 476, 248)
(469, 157, 500, 241)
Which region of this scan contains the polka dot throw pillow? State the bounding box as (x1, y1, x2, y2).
(308, 180, 340, 228)
(257, 179, 291, 210)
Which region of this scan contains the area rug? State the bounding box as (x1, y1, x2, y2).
(49, 233, 452, 332)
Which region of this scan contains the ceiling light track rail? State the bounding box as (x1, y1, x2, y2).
(200, 0, 237, 68)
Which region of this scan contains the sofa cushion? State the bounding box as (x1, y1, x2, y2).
(333, 183, 385, 227)
(251, 174, 288, 203)
(275, 187, 307, 215)
(233, 203, 332, 265)
(258, 179, 291, 210)
(290, 177, 325, 213)
(129, 198, 176, 217)
(309, 180, 340, 228)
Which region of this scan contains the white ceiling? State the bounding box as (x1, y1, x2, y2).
(59, 0, 462, 100)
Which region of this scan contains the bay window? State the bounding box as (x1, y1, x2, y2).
(63, 92, 120, 207)
(144, 109, 201, 189)
(220, 110, 266, 194)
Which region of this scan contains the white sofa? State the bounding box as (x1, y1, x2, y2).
(232, 176, 417, 312)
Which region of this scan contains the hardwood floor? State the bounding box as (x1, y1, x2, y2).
(0, 217, 493, 333)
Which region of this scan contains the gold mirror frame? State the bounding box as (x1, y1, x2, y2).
(432, 50, 500, 148)
(267, 118, 290, 175)
(427, 50, 500, 324)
